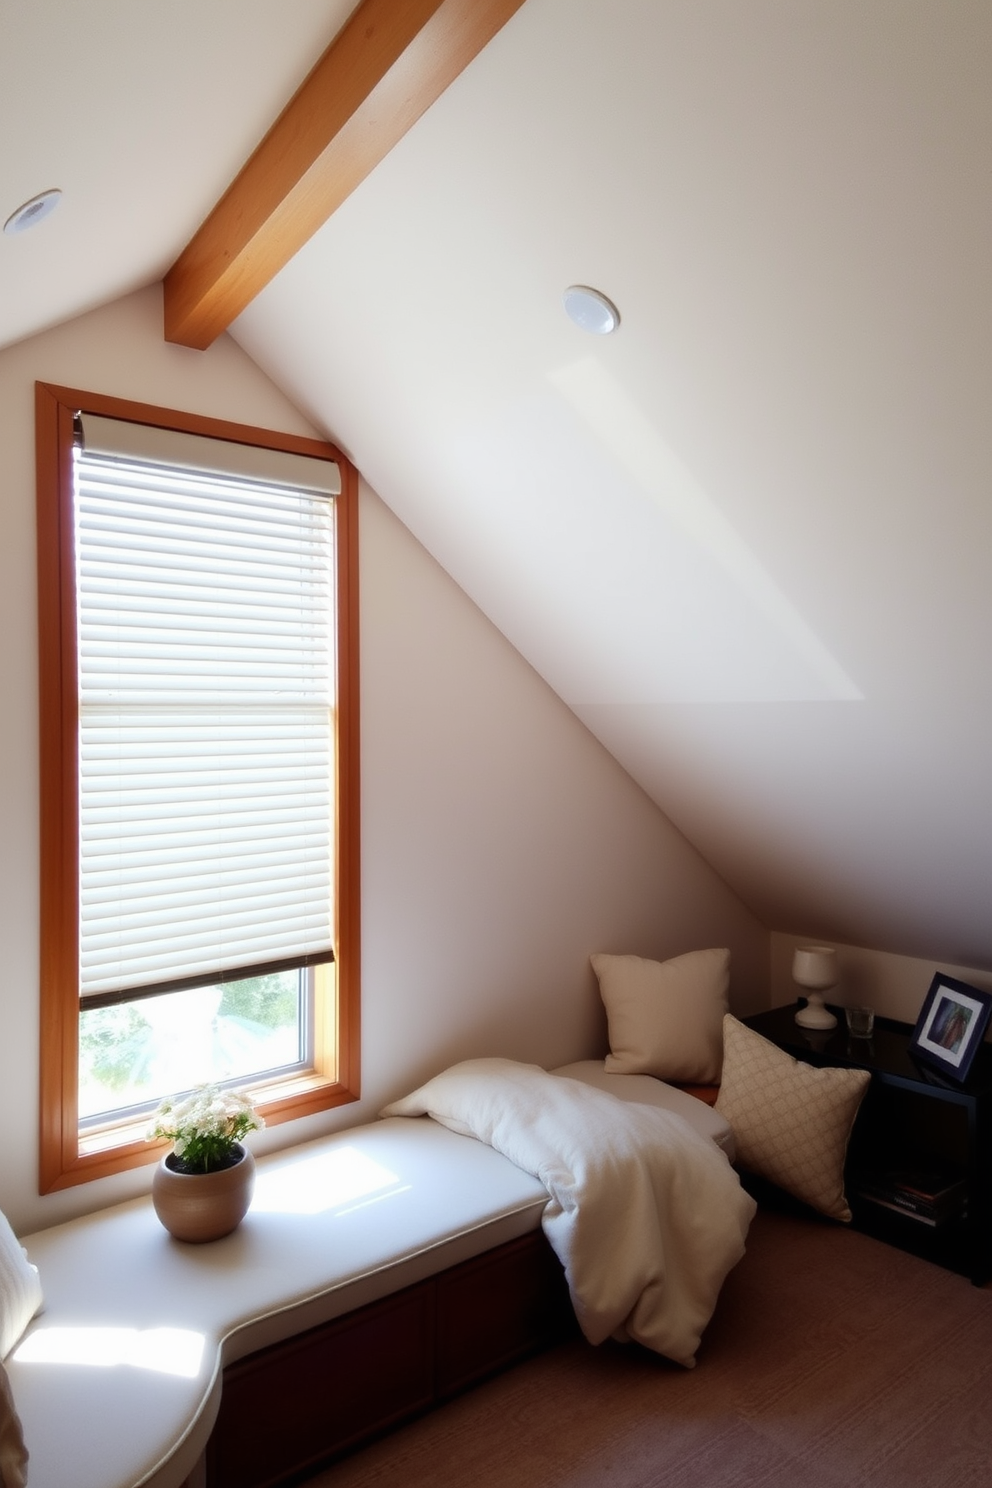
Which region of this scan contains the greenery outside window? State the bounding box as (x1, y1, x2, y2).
(36, 384, 360, 1192)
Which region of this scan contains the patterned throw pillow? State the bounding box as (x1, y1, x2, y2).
(591, 948, 729, 1084)
(715, 1014, 870, 1221)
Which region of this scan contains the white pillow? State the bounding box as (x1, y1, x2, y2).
(715, 1014, 870, 1222)
(0, 1209, 43, 1361)
(591, 948, 729, 1084)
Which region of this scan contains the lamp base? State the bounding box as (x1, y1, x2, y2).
(795, 993, 837, 1030)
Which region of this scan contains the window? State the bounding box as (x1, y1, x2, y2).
(36, 385, 360, 1192)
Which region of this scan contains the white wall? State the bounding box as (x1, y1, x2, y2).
(0, 285, 769, 1234)
(358, 486, 769, 1100)
(770, 932, 992, 1027)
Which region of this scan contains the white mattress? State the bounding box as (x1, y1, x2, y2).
(552, 1060, 735, 1159)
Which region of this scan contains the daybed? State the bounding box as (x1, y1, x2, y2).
(3, 1063, 738, 1488)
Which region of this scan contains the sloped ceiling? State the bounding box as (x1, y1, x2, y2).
(3, 1, 991, 970)
(0, 0, 352, 348)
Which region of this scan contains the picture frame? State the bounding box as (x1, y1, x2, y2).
(909, 974, 992, 1083)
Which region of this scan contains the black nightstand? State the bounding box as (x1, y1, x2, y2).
(745, 1005, 992, 1285)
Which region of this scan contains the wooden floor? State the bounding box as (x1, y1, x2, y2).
(301, 1205, 992, 1488)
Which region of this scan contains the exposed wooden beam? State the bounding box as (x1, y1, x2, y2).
(164, 0, 528, 349)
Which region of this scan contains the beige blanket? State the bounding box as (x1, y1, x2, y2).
(382, 1058, 755, 1366)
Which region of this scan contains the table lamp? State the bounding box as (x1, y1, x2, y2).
(792, 945, 838, 1030)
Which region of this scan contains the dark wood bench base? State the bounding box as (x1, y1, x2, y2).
(205, 1230, 574, 1488)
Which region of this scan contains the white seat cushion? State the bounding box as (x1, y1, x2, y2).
(9, 1120, 548, 1488)
(552, 1060, 735, 1159)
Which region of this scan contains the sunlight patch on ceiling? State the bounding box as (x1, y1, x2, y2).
(550, 357, 862, 703)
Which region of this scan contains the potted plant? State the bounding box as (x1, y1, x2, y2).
(147, 1084, 264, 1243)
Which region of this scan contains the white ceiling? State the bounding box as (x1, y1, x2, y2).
(0, 0, 352, 347)
(3, 0, 991, 970)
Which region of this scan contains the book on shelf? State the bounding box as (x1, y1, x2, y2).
(853, 1163, 968, 1226)
(856, 1190, 968, 1227)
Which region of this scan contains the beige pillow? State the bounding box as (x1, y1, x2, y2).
(0, 1209, 43, 1361)
(715, 1014, 870, 1222)
(591, 948, 729, 1084)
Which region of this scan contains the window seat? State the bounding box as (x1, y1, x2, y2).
(8, 1118, 556, 1488)
(8, 1066, 732, 1488)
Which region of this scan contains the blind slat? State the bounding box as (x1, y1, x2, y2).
(75, 424, 336, 1000)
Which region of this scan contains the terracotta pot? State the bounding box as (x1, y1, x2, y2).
(151, 1143, 255, 1243)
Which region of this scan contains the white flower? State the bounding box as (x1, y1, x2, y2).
(146, 1083, 264, 1171)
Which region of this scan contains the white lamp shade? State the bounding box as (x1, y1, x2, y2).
(792, 946, 837, 990)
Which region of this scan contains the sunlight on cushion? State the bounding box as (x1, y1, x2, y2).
(252, 1146, 404, 1216)
(13, 1326, 204, 1378)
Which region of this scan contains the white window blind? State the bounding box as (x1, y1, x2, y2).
(74, 415, 339, 1001)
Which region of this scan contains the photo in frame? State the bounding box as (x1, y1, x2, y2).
(910, 974, 992, 1082)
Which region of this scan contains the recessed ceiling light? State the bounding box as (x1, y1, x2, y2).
(3, 188, 63, 236)
(563, 285, 620, 335)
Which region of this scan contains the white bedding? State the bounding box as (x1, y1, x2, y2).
(552, 1059, 736, 1158)
(382, 1058, 756, 1367)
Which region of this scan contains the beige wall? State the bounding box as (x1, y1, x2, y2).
(770, 932, 992, 1026)
(0, 285, 769, 1233)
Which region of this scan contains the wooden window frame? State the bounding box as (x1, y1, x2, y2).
(36, 383, 360, 1193)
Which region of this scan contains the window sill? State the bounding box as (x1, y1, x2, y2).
(49, 1070, 360, 1192)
